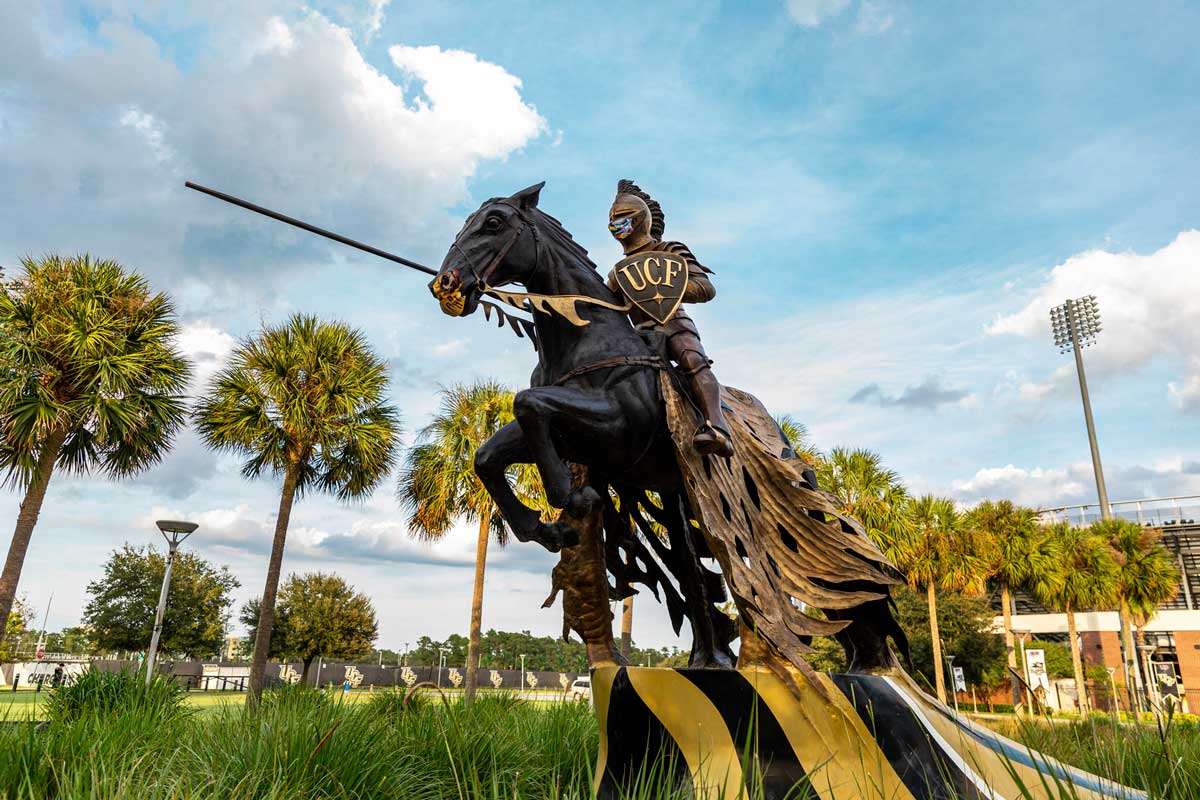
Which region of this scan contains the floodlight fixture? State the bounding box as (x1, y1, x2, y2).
(1048, 296, 1111, 522)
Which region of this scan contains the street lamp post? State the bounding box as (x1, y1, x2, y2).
(145, 520, 198, 685)
(1049, 296, 1110, 521)
(436, 646, 449, 688)
(520, 654, 526, 697)
(945, 653, 961, 716)
(402, 642, 409, 667)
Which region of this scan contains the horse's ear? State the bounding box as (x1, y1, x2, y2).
(511, 182, 545, 210)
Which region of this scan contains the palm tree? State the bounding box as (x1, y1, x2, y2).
(1033, 522, 1119, 717)
(895, 495, 987, 704)
(1096, 518, 1178, 709)
(773, 414, 821, 464)
(0, 255, 189, 645)
(815, 447, 912, 557)
(969, 500, 1055, 708)
(194, 314, 399, 706)
(398, 380, 543, 704)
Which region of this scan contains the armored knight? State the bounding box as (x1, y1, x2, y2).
(606, 179, 733, 458)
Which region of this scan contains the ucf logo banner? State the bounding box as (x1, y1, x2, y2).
(612, 250, 689, 325)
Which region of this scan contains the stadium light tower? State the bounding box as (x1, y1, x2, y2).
(1049, 296, 1110, 521)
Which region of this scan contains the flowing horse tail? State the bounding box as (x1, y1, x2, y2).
(660, 375, 908, 679)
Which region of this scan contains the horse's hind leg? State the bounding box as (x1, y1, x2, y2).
(512, 386, 621, 516)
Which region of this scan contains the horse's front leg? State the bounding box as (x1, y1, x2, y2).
(475, 420, 579, 553)
(512, 386, 619, 517)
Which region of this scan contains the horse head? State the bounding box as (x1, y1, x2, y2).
(430, 182, 544, 317)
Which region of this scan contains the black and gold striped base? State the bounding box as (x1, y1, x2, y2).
(591, 666, 1145, 800)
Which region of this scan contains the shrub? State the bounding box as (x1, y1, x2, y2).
(45, 668, 189, 726)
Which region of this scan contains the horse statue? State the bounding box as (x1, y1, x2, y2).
(428, 182, 908, 679)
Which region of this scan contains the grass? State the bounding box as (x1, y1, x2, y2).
(0, 670, 1194, 799)
(980, 713, 1200, 799)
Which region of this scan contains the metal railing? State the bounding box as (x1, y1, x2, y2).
(1036, 495, 1200, 528)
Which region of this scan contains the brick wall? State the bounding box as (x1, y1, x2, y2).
(1176, 630, 1200, 700)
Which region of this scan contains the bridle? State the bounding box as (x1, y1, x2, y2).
(450, 200, 541, 290)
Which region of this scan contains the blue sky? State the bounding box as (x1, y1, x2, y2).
(1, 0, 1198, 652)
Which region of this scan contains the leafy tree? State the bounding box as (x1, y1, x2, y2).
(82, 544, 239, 658)
(893, 495, 987, 703)
(0, 255, 189, 648)
(1097, 518, 1178, 706)
(892, 586, 1006, 692)
(1033, 522, 1119, 716)
(239, 598, 292, 660)
(1, 596, 33, 661)
(397, 380, 543, 704)
(194, 314, 400, 705)
(242, 575, 374, 681)
(969, 499, 1055, 707)
(815, 447, 912, 556)
(41, 627, 93, 656)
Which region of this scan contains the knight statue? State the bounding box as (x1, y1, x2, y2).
(605, 179, 734, 458)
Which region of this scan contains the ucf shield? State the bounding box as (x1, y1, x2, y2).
(611, 250, 689, 325)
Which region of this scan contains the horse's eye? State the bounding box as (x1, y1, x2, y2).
(484, 216, 503, 231)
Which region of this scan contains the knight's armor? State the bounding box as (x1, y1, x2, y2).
(606, 180, 733, 457)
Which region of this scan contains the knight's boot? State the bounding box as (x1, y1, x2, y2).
(689, 367, 734, 457)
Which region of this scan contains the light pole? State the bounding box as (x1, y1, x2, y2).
(520, 653, 526, 696)
(1049, 296, 1110, 522)
(945, 653, 961, 715)
(436, 646, 449, 688)
(1138, 643, 1158, 722)
(145, 520, 198, 685)
(402, 642, 409, 667)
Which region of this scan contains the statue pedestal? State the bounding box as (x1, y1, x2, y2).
(590, 666, 1144, 800)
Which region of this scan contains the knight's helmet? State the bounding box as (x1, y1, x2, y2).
(609, 179, 665, 254)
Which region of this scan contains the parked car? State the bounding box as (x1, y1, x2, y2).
(567, 676, 591, 702)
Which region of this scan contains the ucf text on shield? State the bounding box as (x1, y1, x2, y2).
(612, 250, 689, 325)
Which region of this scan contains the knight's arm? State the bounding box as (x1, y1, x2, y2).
(683, 270, 715, 303)
(666, 241, 715, 304)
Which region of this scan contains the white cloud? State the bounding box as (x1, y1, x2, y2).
(0, 4, 547, 290)
(949, 459, 1200, 508)
(431, 338, 468, 358)
(176, 320, 238, 391)
(1168, 359, 1200, 412)
(854, 1, 895, 35)
(987, 231, 1200, 411)
(362, 0, 391, 41)
(786, 0, 851, 27)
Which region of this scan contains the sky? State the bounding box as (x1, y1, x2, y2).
(1, 0, 1198, 654)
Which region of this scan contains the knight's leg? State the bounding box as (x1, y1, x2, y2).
(474, 421, 546, 542)
(669, 333, 734, 458)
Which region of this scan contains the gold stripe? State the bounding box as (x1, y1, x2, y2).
(887, 672, 1113, 800)
(747, 667, 917, 800)
(591, 666, 618, 797)
(626, 667, 745, 799)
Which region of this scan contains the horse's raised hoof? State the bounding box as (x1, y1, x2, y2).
(532, 520, 580, 552)
(693, 425, 734, 458)
(565, 486, 601, 518)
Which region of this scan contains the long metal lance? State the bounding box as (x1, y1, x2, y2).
(184, 181, 437, 276)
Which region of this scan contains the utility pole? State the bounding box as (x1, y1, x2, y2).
(146, 521, 198, 685)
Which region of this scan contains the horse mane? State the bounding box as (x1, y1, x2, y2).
(529, 207, 609, 292)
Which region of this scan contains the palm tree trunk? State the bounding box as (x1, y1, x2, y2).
(1120, 598, 1141, 713)
(248, 465, 299, 708)
(0, 425, 68, 651)
(620, 596, 633, 658)
(1001, 582, 1020, 710)
(301, 655, 315, 685)
(928, 581, 946, 704)
(464, 513, 492, 705)
(1067, 603, 1088, 717)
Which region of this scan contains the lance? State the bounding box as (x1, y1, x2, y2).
(184, 181, 437, 276)
(183, 181, 540, 346)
